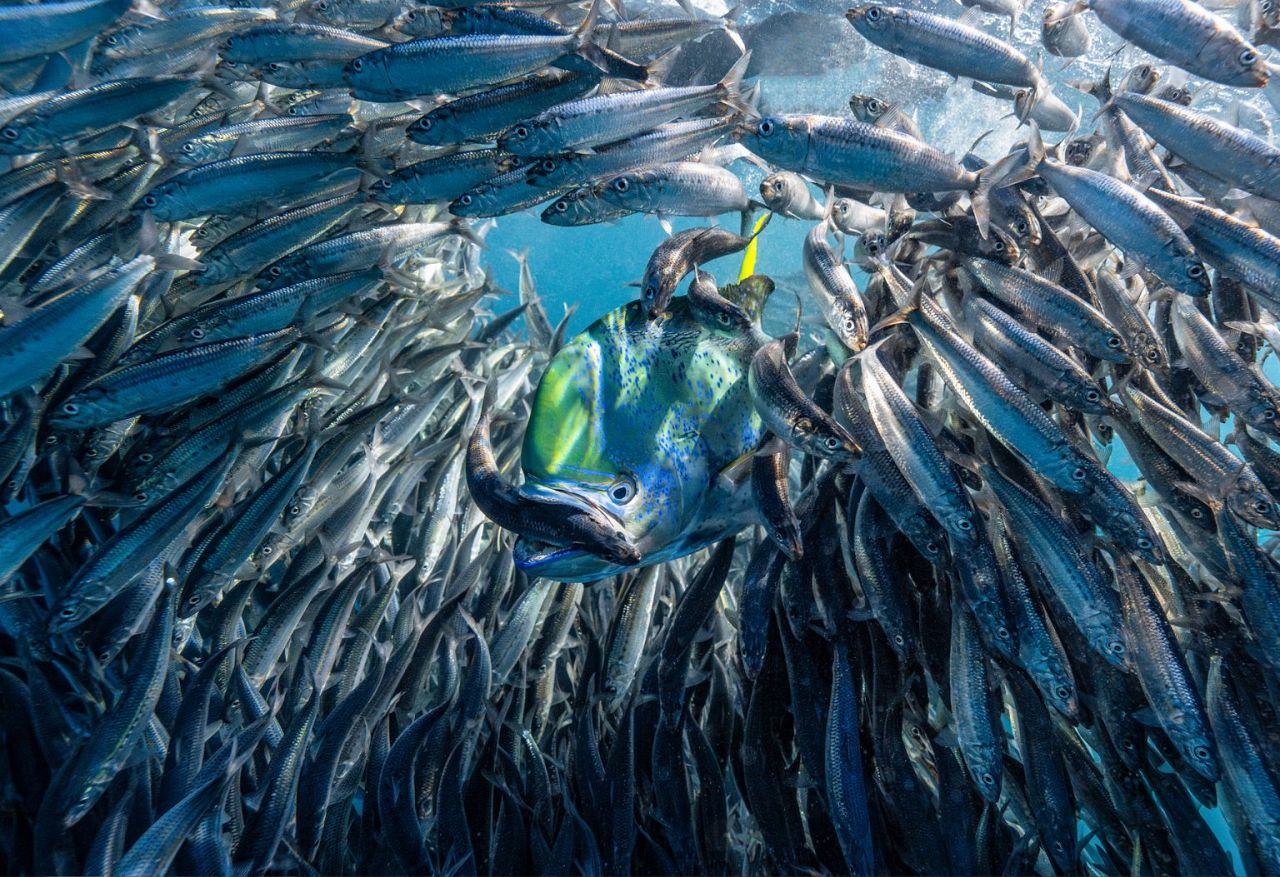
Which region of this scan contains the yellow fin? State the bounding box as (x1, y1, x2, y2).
(737, 211, 771, 281)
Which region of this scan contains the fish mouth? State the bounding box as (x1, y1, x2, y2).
(514, 481, 642, 569)
(512, 539, 624, 582)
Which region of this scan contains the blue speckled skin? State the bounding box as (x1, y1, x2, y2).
(517, 287, 769, 582)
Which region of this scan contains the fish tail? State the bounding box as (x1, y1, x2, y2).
(716, 51, 755, 117)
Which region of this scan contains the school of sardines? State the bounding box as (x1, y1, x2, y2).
(7, 0, 1280, 869)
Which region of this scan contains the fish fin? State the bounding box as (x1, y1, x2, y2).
(1117, 257, 1145, 280)
(1039, 257, 1065, 284)
(755, 435, 788, 458)
(643, 45, 681, 86)
(715, 50, 754, 117)
(1174, 480, 1227, 510)
(973, 148, 1028, 238)
(572, 0, 603, 44)
(717, 450, 755, 491)
(1130, 707, 1161, 728)
(868, 280, 923, 334)
(935, 725, 961, 748)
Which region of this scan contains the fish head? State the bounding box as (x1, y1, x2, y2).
(394, 4, 446, 36)
(1215, 42, 1268, 87)
(739, 114, 809, 170)
(758, 172, 801, 210)
(408, 107, 454, 146)
(1168, 250, 1212, 297)
(48, 387, 114, 431)
(845, 3, 900, 36)
(0, 118, 37, 154)
(601, 170, 657, 212)
(847, 93, 889, 123)
(344, 50, 396, 100)
(514, 281, 774, 582)
(498, 119, 557, 157)
(138, 183, 199, 223)
(300, 0, 347, 25)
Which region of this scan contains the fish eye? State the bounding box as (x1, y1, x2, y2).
(1264, 409, 1277, 421)
(993, 239, 1005, 252)
(1191, 507, 1204, 518)
(457, 194, 472, 207)
(609, 475, 637, 503)
(1145, 349, 1160, 364)
(1107, 335, 1123, 349)
(190, 327, 205, 339)
(350, 58, 363, 72)
(181, 142, 196, 153)
(188, 594, 201, 605)
(894, 634, 905, 645)
(555, 200, 568, 212)
(824, 435, 841, 450)
(1137, 537, 1152, 550)
(417, 117, 433, 130)
(1108, 640, 1125, 654)
(142, 194, 158, 208)
(59, 606, 77, 619)
(1193, 745, 1210, 760)
(1255, 500, 1271, 514)
(289, 505, 301, 516)
(1, 127, 19, 141)
(866, 5, 882, 20)
(85, 447, 98, 457)
(540, 159, 556, 173)
(261, 545, 273, 556)
(926, 541, 939, 554)
(717, 312, 732, 326)
(267, 62, 283, 73)
(62, 402, 79, 415)
(513, 125, 529, 139)
(1187, 264, 1205, 278)
(1015, 219, 1028, 234)
(981, 772, 994, 785)
(843, 317, 856, 331)
(957, 518, 973, 531)
(1055, 684, 1070, 700)
(1086, 390, 1100, 402)
(1241, 48, 1258, 65)
(997, 625, 1010, 639)
(758, 119, 775, 137)
(613, 177, 630, 192)
(134, 492, 148, 502)
(139, 452, 154, 462)
(1071, 466, 1086, 481)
